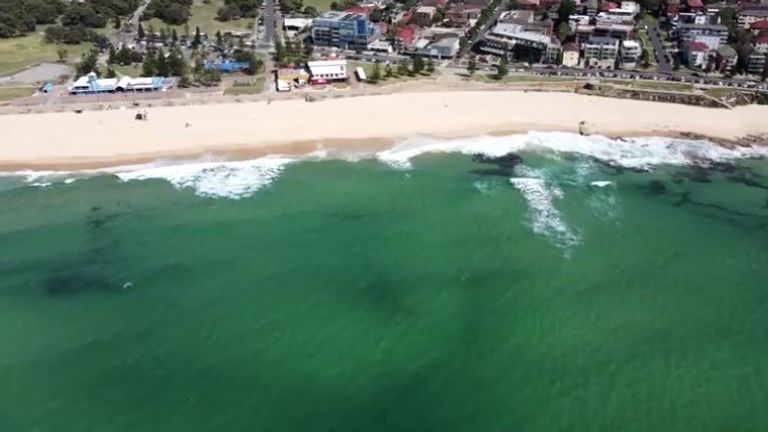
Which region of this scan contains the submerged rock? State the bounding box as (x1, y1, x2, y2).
(469, 168, 513, 178)
(647, 180, 667, 195)
(471, 153, 523, 169)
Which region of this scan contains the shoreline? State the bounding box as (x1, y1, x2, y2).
(0, 129, 746, 173)
(2, 90, 767, 171)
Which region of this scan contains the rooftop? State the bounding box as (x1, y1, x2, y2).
(416, 6, 437, 13)
(344, 6, 371, 16)
(315, 10, 367, 21)
(585, 36, 621, 46)
(488, 23, 555, 45)
(594, 22, 634, 32)
(750, 20, 768, 30)
(756, 35, 768, 44)
(742, 8, 768, 17)
(622, 40, 641, 48)
(563, 42, 579, 51)
(678, 23, 728, 31)
(716, 44, 737, 57)
(685, 41, 710, 52)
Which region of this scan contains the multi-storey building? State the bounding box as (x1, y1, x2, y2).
(312, 11, 375, 50)
(480, 23, 562, 64)
(583, 36, 619, 69)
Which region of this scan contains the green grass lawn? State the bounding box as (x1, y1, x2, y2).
(472, 73, 582, 84)
(636, 29, 657, 68)
(144, 0, 252, 36)
(704, 87, 739, 98)
(0, 86, 36, 101)
(0, 33, 93, 76)
(608, 79, 694, 92)
(349, 60, 437, 84)
(224, 75, 266, 95)
(640, 13, 659, 26)
(303, 0, 334, 11)
(112, 63, 142, 77)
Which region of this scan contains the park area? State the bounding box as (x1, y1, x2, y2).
(144, 0, 254, 36)
(0, 32, 92, 76)
(0, 86, 36, 102)
(303, 0, 335, 11)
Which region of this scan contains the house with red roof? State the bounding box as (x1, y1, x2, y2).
(665, 4, 680, 20)
(600, 2, 618, 12)
(422, 0, 449, 7)
(750, 20, 768, 35)
(685, 0, 704, 12)
(518, 0, 541, 10)
(755, 34, 768, 54)
(344, 6, 372, 17)
(683, 40, 710, 68)
(393, 25, 420, 52)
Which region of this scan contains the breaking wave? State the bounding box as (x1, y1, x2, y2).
(114, 156, 294, 199)
(376, 132, 768, 170)
(3, 132, 767, 199)
(509, 176, 581, 256)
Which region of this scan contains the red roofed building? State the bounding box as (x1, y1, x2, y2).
(393, 25, 419, 52)
(750, 20, 768, 34)
(665, 4, 679, 20)
(344, 6, 371, 17)
(683, 40, 710, 68)
(685, 0, 704, 11)
(755, 34, 768, 53)
(422, 0, 449, 7)
(600, 1, 618, 12)
(519, 0, 541, 9)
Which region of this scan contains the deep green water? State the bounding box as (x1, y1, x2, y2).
(1, 151, 768, 431)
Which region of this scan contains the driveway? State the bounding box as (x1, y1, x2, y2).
(646, 24, 673, 73)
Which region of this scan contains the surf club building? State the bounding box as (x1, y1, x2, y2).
(307, 60, 348, 85)
(68, 72, 171, 94)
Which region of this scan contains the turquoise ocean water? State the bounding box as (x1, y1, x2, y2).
(1, 133, 768, 431)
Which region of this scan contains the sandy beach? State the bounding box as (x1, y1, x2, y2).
(2, 90, 768, 170)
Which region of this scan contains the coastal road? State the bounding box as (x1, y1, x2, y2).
(114, 0, 152, 46)
(469, 0, 509, 50)
(262, 0, 276, 45)
(646, 24, 673, 73)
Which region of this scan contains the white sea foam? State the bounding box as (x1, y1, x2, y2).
(376, 132, 768, 170)
(509, 176, 581, 255)
(472, 179, 500, 195)
(4, 132, 767, 200)
(115, 156, 294, 199)
(590, 180, 615, 188)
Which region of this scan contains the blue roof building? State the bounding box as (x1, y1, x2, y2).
(204, 60, 250, 73)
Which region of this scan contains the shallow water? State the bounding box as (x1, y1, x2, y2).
(1, 134, 768, 431)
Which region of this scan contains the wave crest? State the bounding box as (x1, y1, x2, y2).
(115, 157, 293, 199)
(376, 132, 768, 170)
